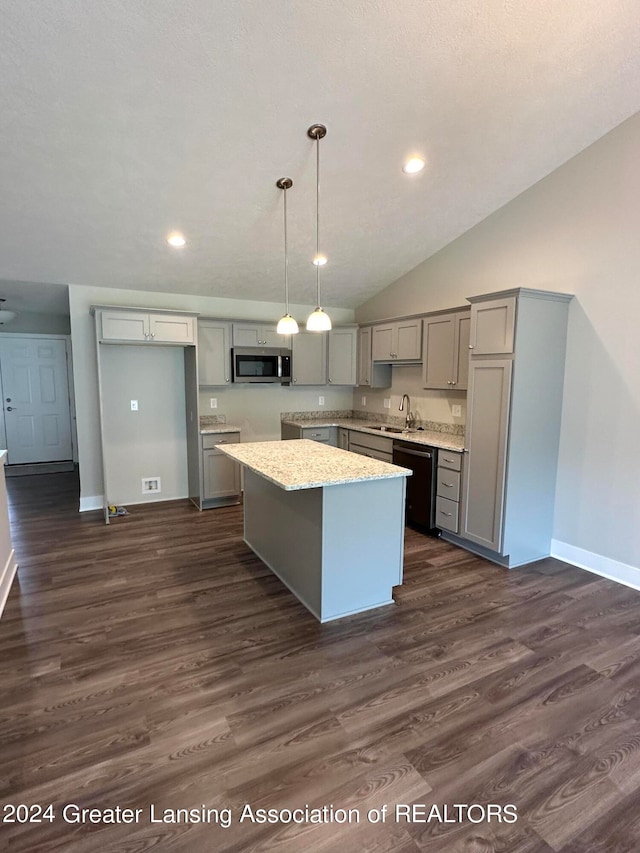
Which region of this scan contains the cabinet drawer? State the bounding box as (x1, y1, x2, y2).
(436, 467, 461, 501)
(202, 432, 240, 450)
(302, 427, 331, 442)
(435, 496, 459, 533)
(438, 450, 462, 471)
(348, 431, 394, 455)
(349, 444, 392, 463)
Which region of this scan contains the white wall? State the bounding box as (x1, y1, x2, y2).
(101, 345, 188, 505)
(356, 111, 640, 572)
(68, 284, 354, 506)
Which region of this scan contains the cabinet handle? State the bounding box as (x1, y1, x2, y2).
(451, 381, 456, 386)
(328, 378, 332, 383)
(447, 380, 452, 385)
(442, 456, 456, 463)
(150, 332, 155, 339)
(439, 510, 453, 517)
(441, 482, 455, 488)
(468, 344, 474, 349)
(217, 440, 227, 444)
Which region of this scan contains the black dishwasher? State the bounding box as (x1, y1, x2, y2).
(392, 441, 437, 533)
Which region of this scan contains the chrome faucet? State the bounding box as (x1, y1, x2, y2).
(399, 394, 415, 430)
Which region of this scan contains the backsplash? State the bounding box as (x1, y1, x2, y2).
(281, 410, 464, 436)
(200, 414, 227, 427)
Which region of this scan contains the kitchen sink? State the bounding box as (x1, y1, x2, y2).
(368, 425, 405, 433)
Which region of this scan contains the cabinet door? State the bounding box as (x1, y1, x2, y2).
(469, 297, 516, 355)
(292, 331, 327, 385)
(395, 319, 422, 360)
(461, 359, 512, 552)
(328, 328, 357, 386)
(338, 428, 350, 451)
(100, 310, 149, 342)
(371, 324, 394, 361)
(423, 315, 455, 389)
(203, 450, 240, 499)
(454, 314, 471, 390)
(262, 327, 289, 348)
(198, 321, 231, 385)
(232, 323, 261, 347)
(357, 328, 372, 386)
(149, 314, 194, 344)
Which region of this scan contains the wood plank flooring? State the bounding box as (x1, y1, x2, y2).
(2, 472, 640, 851)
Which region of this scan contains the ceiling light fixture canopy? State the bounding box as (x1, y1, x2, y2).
(275, 177, 299, 336)
(306, 123, 331, 332)
(0, 298, 17, 325)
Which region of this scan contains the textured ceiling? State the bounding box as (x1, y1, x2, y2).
(1, 0, 639, 313)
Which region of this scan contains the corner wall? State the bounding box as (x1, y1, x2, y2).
(356, 111, 640, 572)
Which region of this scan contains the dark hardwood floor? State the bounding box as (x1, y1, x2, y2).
(2, 472, 640, 851)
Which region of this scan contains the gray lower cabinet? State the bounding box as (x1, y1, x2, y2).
(446, 288, 573, 567)
(201, 432, 241, 506)
(348, 431, 393, 462)
(435, 450, 462, 534)
(337, 428, 350, 451)
(281, 423, 337, 446)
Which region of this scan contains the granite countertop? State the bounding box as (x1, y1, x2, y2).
(200, 425, 242, 435)
(217, 439, 412, 491)
(281, 418, 465, 453)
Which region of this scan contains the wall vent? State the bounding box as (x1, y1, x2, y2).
(141, 477, 161, 494)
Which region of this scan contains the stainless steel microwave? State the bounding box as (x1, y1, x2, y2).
(232, 347, 292, 384)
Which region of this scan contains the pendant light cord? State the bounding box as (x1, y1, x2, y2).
(283, 184, 290, 315)
(315, 133, 321, 308)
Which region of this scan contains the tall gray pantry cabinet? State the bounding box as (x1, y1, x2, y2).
(440, 288, 573, 567)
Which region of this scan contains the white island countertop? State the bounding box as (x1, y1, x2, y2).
(218, 439, 411, 491)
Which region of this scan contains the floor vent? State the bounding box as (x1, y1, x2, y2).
(141, 477, 161, 494)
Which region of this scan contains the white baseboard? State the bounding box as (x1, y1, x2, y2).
(551, 539, 640, 591)
(0, 549, 18, 619)
(79, 495, 104, 512)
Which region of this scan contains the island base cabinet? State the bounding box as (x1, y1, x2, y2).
(242, 469, 406, 622)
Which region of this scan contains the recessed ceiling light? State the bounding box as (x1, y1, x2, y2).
(313, 255, 327, 266)
(167, 232, 186, 247)
(402, 157, 425, 175)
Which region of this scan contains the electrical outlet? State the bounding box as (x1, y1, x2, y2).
(210, 398, 217, 409)
(383, 398, 391, 409)
(130, 400, 138, 411)
(318, 396, 325, 406)
(452, 404, 462, 417)
(361, 395, 367, 406)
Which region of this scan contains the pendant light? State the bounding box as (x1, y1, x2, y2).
(275, 177, 299, 335)
(306, 123, 332, 332)
(0, 298, 17, 325)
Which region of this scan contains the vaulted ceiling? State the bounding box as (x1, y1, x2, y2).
(1, 0, 639, 312)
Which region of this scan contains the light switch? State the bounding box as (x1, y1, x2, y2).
(452, 404, 462, 417)
(210, 398, 217, 409)
(318, 396, 325, 406)
(130, 400, 138, 411)
(361, 395, 367, 406)
(383, 398, 391, 409)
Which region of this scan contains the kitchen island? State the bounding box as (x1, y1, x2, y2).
(217, 440, 411, 622)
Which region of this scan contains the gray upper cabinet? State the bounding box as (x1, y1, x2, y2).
(357, 327, 391, 388)
(371, 318, 422, 362)
(422, 309, 471, 390)
(198, 320, 231, 385)
(328, 327, 357, 386)
(468, 296, 516, 355)
(99, 309, 195, 345)
(232, 323, 288, 348)
(449, 288, 573, 568)
(291, 331, 327, 385)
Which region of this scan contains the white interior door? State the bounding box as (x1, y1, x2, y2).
(0, 337, 73, 464)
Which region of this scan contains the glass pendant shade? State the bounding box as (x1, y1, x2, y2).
(306, 307, 332, 331)
(276, 313, 299, 334)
